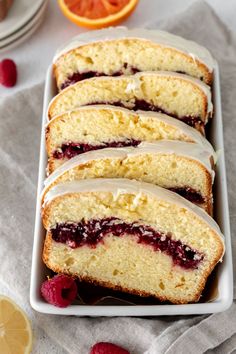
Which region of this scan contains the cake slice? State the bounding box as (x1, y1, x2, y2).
(53, 27, 215, 90)
(46, 105, 215, 173)
(42, 179, 224, 304)
(48, 72, 213, 130)
(48, 72, 212, 133)
(42, 141, 214, 214)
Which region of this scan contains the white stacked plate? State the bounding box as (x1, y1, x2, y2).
(0, 0, 48, 53)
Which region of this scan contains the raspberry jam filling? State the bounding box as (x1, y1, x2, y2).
(53, 139, 141, 160)
(169, 187, 204, 204)
(51, 217, 204, 269)
(60, 65, 140, 90)
(60, 66, 196, 91)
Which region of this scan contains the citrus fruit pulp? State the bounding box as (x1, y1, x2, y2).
(58, 0, 139, 29)
(0, 296, 32, 354)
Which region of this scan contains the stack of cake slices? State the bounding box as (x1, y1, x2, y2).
(41, 27, 225, 305)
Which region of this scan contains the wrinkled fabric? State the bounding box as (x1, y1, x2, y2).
(0, 1, 235, 353)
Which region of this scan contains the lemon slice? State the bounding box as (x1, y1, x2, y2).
(0, 296, 32, 354)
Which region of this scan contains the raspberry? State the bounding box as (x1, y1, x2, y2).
(90, 342, 130, 354)
(0, 59, 17, 87)
(41, 274, 77, 307)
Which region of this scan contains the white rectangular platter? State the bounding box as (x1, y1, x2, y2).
(30, 63, 233, 316)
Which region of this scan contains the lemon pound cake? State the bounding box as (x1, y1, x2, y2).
(42, 179, 224, 304)
(46, 105, 215, 173)
(48, 72, 213, 132)
(43, 141, 214, 214)
(53, 27, 215, 91)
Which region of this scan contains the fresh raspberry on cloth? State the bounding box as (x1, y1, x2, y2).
(41, 274, 77, 307)
(0, 59, 17, 87)
(90, 342, 130, 354)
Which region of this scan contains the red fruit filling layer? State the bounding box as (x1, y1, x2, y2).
(51, 217, 204, 269)
(170, 187, 204, 204)
(60, 67, 203, 91)
(53, 139, 141, 159)
(60, 65, 140, 90)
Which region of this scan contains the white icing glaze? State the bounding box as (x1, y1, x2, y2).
(46, 104, 215, 160)
(47, 71, 213, 119)
(43, 178, 225, 245)
(43, 141, 215, 193)
(53, 27, 216, 72)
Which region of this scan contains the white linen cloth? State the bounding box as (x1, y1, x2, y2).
(0, 1, 236, 353)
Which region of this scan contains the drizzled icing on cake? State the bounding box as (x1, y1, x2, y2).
(53, 27, 216, 72)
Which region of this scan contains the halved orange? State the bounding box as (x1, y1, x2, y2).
(58, 0, 139, 29)
(0, 296, 32, 354)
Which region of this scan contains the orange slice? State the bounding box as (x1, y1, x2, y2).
(0, 296, 32, 354)
(58, 0, 139, 29)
